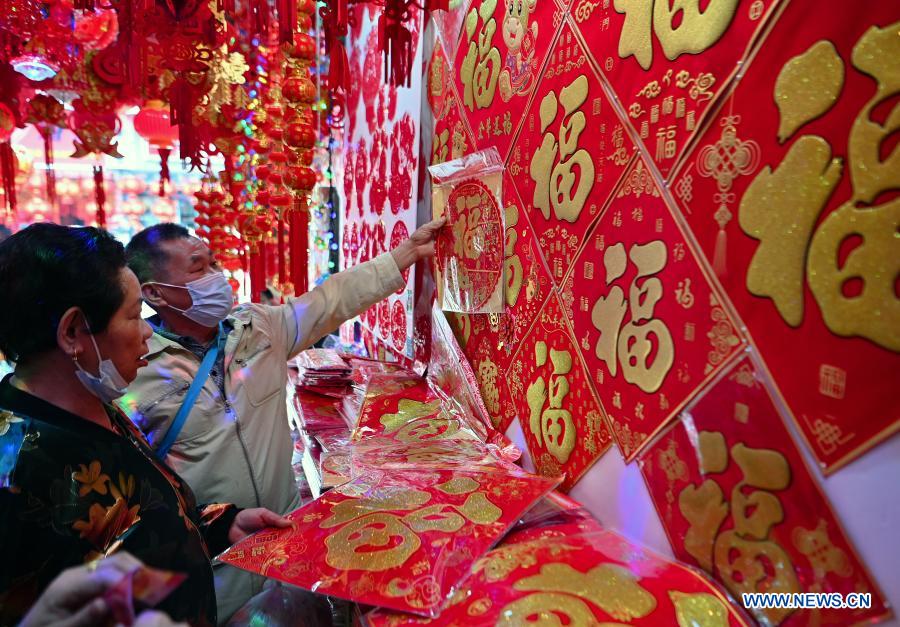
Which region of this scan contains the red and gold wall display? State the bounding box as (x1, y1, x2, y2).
(452, 0, 566, 161)
(216, 468, 559, 617)
(366, 529, 751, 626)
(638, 355, 889, 626)
(340, 4, 424, 359)
(508, 20, 637, 283)
(569, 0, 783, 180)
(668, 1, 900, 473)
(507, 293, 612, 490)
(565, 156, 745, 461)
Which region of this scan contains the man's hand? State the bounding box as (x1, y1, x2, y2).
(228, 508, 293, 544)
(19, 552, 143, 627)
(390, 218, 447, 272)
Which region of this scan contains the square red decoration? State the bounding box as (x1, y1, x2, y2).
(366, 529, 752, 626)
(508, 19, 636, 285)
(431, 83, 474, 168)
(564, 156, 744, 461)
(508, 293, 612, 491)
(637, 356, 889, 626)
(452, 0, 564, 160)
(667, 2, 900, 473)
(217, 468, 559, 617)
(569, 0, 783, 180)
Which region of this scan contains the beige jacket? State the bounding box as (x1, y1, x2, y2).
(117, 252, 403, 621)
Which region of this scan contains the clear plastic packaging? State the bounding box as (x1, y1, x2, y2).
(429, 148, 505, 313)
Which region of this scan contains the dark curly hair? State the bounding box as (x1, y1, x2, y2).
(0, 223, 127, 363)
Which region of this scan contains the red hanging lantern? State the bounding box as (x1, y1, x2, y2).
(134, 99, 180, 196)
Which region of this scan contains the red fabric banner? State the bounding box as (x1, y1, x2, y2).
(451, 0, 564, 160)
(667, 1, 900, 473)
(565, 155, 744, 461)
(507, 293, 612, 490)
(637, 356, 889, 626)
(507, 20, 636, 283)
(569, 0, 783, 180)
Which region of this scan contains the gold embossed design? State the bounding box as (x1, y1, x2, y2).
(461, 0, 503, 110)
(774, 41, 845, 142)
(698, 430, 728, 473)
(395, 418, 470, 444)
(614, 0, 739, 71)
(321, 489, 432, 528)
(669, 591, 730, 627)
(792, 519, 852, 580)
(456, 491, 503, 524)
(324, 513, 422, 571)
(380, 399, 444, 434)
(403, 504, 467, 533)
(516, 563, 657, 621)
(740, 135, 842, 326)
(504, 204, 524, 307)
(475, 542, 540, 582)
(526, 343, 578, 464)
(679, 480, 727, 571)
(436, 476, 481, 495)
(530, 75, 594, 223)
(498, 592, 598, 625)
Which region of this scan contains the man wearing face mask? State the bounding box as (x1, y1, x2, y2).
(120, 220, 444, 622)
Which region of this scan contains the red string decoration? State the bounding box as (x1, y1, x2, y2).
(158, 147, 171, 196)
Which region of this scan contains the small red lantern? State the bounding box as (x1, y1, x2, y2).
(134, 100, 179, 196)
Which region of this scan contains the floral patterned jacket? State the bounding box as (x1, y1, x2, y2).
(0, 375, 239, 626)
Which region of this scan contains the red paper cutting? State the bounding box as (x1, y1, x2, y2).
(637, 355, 889, 626)
(508, 20, 636, 283)
(667, 1, 900, 474)
(564, 155, 745, 461)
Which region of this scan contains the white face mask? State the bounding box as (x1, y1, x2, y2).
(150, 272, 234, 327)
(74, 327, 129, 404)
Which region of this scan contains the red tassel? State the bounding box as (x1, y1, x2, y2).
(41, 127, 57, 209)
(0, 142, 16, 217)
(277, 0, 296, 43)
(93, 165, 106, 228)
(158, 147, 171, 197)
(277, 211, 287, 287)
(290, 199, 308, 295)
(249, 247, 263, 303)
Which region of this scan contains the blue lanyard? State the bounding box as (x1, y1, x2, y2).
(155, 322, 226, 460)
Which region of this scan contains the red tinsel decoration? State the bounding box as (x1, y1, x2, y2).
(378, 1, 414, 87)
(0, 142, 16, 216)
(93, 165, 106, 228)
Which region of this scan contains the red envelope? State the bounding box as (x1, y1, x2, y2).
(365, 529, 751, 626)
(216, 468, 560, 617)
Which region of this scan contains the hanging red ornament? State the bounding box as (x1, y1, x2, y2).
(68, 99, 123, 158)
(133, 99, 179, 196)
(26, 94, 65, 207)
(0, 102, 17, 216)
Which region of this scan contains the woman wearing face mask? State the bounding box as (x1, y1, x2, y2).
(0, 224, 290, 627)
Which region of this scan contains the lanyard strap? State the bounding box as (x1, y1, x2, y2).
(155, 323, 226, 460)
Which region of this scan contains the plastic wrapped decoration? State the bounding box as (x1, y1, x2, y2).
(429, 148, 505, 313)
(216, 468, 560, 617)
(365, 529, 753, 626)
(225, 582, 334, 627)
